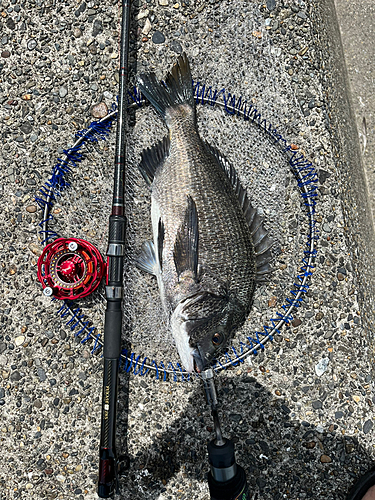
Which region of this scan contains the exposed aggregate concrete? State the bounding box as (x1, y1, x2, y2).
(0, 0, 374, 499)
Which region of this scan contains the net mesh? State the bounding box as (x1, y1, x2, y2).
(40, 94, 311, 374)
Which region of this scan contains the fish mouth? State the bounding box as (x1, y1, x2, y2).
(192, 347, 207, 373)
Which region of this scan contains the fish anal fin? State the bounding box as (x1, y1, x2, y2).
(135, 240, 158, 276)
(139, 135, 170, 187)
(173, 196, 199, 281)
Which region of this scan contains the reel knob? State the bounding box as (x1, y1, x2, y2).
(43, 287, 53, 297)
(37, 237, 106, 300)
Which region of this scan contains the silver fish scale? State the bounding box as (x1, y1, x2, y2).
(152, 107, 256, 316)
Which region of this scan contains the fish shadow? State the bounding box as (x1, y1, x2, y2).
(117, 365, 374, 500)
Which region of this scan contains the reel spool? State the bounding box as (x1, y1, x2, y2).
(37, 237, 105, 300)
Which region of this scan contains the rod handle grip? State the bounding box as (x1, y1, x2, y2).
(98, 449, 116, 498)
(103, 303, 122, 359)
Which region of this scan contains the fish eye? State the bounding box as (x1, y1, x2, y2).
(212, 332, 224, 346)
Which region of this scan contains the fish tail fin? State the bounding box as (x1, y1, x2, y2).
(137, 53, 194, 120)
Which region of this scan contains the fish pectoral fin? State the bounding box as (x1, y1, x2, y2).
(138, 135, 170, 187)
(157, 218, 164, 271)
(173, 196, 199, 281)
(135, 240, 158, 275)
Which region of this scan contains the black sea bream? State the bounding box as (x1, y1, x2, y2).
(136, 54, 272, 372)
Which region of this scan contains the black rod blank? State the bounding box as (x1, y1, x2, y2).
(98, 0, 131, 497)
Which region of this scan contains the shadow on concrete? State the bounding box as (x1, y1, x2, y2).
(117, 371, 374, 500)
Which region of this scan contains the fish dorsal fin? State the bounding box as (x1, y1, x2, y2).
(138, 135, 170, 187)
(173, 196, 199, 281)
(205, 142, 246, 206)
(135, 240, 158, 275)
(205, 142, 274, 282)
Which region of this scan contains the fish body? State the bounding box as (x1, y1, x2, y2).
(136, 54, 272, 372)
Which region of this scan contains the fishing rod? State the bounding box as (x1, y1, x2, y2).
(201, 369, 251, 500)
(97, 0, 131, 497)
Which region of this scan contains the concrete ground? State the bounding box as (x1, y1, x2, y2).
(334, 0, 375, 223)
(0, 0, 374, 499)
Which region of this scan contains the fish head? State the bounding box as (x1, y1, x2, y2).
(172, 291, 243, 373)
(190, 322, 230, 373)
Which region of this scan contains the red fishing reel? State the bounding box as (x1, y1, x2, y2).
(37, 237, 106, 300)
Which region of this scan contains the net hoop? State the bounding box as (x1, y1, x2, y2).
(35, 80, 318, 381)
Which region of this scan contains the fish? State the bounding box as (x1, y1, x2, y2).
(136, 53, 273, 373)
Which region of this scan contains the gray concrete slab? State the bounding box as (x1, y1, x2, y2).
(0, 0, 374, 499)
(334, 0, 375, 220)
